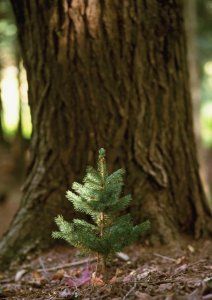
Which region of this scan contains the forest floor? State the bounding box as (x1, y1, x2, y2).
(0, 145, 212, 299)
(0, 238, 211, 300)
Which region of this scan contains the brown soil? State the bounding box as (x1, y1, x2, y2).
(0, 239, 211, 300)
(0, 145, 211, 299)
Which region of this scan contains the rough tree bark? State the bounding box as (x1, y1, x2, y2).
(0, 0, 211, 270)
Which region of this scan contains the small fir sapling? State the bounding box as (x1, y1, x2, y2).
(52, 148, 150, 280)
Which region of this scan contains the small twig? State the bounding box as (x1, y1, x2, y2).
(189, 259, 206, 267)
(38, 257, 47, 273)
(38, 256, 51, 282)
(203, 294, 212, 300)
(123, 282, 137, 300)
(153, 253, 177, 262)
(108, 277, 181, 285)
(10, 257, 96, 274)
(1, 278, 14, 284)
(36, 257, 96, 272)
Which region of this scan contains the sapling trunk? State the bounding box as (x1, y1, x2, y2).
(98, 153, 108, 280)
(95, 253, 107, 282)
(94, 212, 107, 279)
(99, 211, 107, 280)
(101, 255, 107, 281)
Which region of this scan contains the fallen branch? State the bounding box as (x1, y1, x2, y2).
(36, 257, 96, 272)
(123, 282, 137, 299)
(10, 257, 97, 277)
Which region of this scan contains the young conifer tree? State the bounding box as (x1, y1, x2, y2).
(52, 148, 150, 279)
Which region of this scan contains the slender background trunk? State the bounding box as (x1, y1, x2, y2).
(184, 0, 211, 210)
(0, 88, 5, 144)
(0, 0, 211, 270)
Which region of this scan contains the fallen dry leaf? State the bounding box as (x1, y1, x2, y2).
(116, 252, 130, 261)
(91, 273, 105, 287)
(31, 271, 42, 279)
(135, 291, 151, 299)
(30, 271, 48, 286)
(115, 268, 123, 277)
(28, 278, 48, 287)
(159, 283, 173, 292)
(52, 269, 65, 280)
(59, 288, 73, 298)
(15, 269, 27, 281)
(174, 263, 188, 274)
(123, 270, 136, 283)
(109, 276, 118, 284)
(175, 256, 187, 265)
(164, 294, 175, 300)
(65, 269, 91, 287)
(188, 245, 195, 253)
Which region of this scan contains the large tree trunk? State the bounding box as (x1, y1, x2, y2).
(0, 0, 211, 270)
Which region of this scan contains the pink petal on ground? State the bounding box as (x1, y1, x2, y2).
(65, 269, 92, 287)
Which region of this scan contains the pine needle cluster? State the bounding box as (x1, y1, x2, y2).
(52, 148, 150, 277)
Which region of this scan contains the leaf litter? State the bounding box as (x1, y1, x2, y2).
(0, 238, 211, 299)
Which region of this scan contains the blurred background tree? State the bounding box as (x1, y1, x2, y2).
(196, 0, 212, 148)
(0, 0, 211, 236)
(0, 0, 31, 141)
(0, 0, 31, 235)
(196, 0, 212, 200)
(184, 0, 212, 209)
